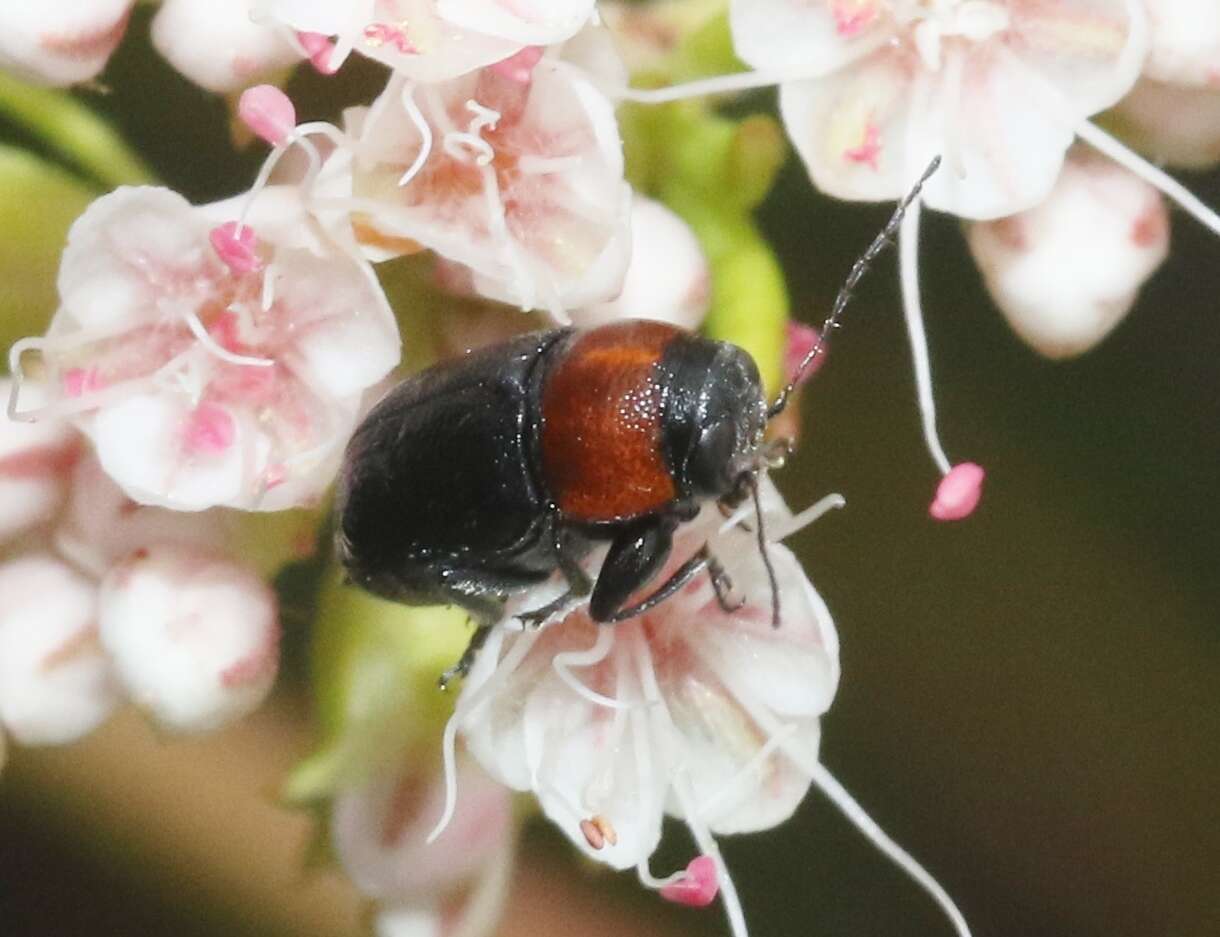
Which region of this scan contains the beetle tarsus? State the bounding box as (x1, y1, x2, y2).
(438, 621, 493, 690)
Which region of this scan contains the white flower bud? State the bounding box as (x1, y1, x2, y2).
(966, 151, 1169, 359)
(574, 195, 710, 330)
(1145, 0, 1220, 87)
(0, 380, 79, 544)
(98, 544, 279, 733)
(0, 3, 133, 87)
(0, 554, 120, 745)
(151, 0, 301, 94)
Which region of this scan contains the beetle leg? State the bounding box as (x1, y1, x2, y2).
(707, 553, 746, 613)
(516, 521, 595, 628)
(438, 620, 495, 690)
(589, 518, 675, 622)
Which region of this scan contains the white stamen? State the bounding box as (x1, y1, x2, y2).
(261, 260, 279, 312)
(610, 38, 886, 105)
(899, 198, 953, 475)
(429, 626, 541, 844)
(176, 300, 274, 368)
(637, 860, 687, 890)
(696, 721, 799, 820)
(672, 773, 750, 937)
(398, 82, 433, 187)
(1076, 119, 1220, 238)
(552, 626, 636, 710)
(700, 642, 971, 937)
(807, 760, 973, 937)
(770, 493, 847, 542)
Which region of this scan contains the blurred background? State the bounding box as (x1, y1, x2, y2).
(1, 10, 1217, 937)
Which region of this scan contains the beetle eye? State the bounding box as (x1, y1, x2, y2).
(687, 419, 737, 496)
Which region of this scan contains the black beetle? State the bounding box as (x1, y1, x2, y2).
(336, 161, 937, 684)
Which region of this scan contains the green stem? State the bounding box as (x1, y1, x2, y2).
(0, 73, 153, 188)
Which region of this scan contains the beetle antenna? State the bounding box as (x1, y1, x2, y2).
(748, 474, 782, 628)
(768, 156, 942, 420)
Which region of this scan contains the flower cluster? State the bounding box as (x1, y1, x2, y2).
(0, 1, 1217, 936)
(0, 383, 302, 763)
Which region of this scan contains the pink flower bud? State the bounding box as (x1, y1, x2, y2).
(966, 150, 1170, 359)
(0, 554, 119, 745)
(0, 3, 134, 87)
(98, 544, 279, 733)
(151, 0, 302, 94)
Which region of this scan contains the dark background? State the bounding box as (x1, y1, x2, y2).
(2, 12, 1217, 937)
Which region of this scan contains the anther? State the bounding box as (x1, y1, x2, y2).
(659, 855, 719, 908)
(580, 814, 618, 851)
(929, 462, 985, 521)
(238, 85, 296, 147)
(209, 222, 263, 275)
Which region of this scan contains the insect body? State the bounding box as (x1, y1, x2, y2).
(336, 159, 938, 683)
(336, 319, 769, 681)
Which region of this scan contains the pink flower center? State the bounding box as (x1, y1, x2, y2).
(183, 402, 236, 456)
(844, 122, 882, 170)
(833, 0, 879, 37)
(63, 367, 106, 397)
(490, 46, 545, 85)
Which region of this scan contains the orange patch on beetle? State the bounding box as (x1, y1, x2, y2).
(541, 321, 680, 523)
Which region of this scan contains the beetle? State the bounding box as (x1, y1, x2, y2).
(335, 161, 938, 686)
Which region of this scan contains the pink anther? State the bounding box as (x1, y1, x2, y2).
(660, 855, 719, 908)
(209, 222, 263, 275)
(363, 23, 418, 55)
(785, 321, 825, 387)
(929, 462, 985, 521)
(490, 46, 545, 84)
(844, 122, 882, 170)
(238, 84, 296, 147)
(184, 402, 236, 456)
(298, 31, 339, 74)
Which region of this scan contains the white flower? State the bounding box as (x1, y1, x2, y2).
(729, 0, 1148, 219)
(0, 553, 121, 745)
(98, 542, 280, 733)
(333, 754, 515, 937)
(573, 194, 710, 331)
(337, 60, 630, 319)
(255, 0, 596, 82)
(0, 2, 134, 87)
(430, 482, 839, 935)
(152, 0, 303, 94)
(11, 182, 399, 511)
(0, 379, 79, 545)
(966, 148, 1169, 358)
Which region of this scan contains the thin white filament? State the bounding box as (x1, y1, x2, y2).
(1076, 119, 1220, 238)
(398, 82, 433, 187)
(697, 641, 971, 937)
(696, 721, 799, 820)
(609, 38, 886, 105)
(630, 634, 750, 937)
(177, 301, 274, 368)
(769, 493, 847, 542)
(552, 626, 636, 710)
(806, 760, 973, 937)
(899, 198, 952, 475)
(428, 626, 541, 844)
